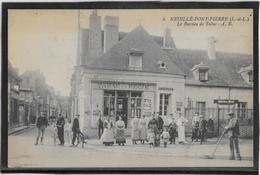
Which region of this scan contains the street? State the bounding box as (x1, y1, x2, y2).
(8, 127, 254, 168)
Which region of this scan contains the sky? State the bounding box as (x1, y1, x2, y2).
(8, 9, 253, 96)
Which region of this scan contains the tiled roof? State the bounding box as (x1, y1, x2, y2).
(166, 49, 253, 88)
(88, 25, 184, 76)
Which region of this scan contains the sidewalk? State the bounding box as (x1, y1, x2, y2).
(8, 125, 34, 135)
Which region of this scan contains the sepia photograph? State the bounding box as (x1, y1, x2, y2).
(3, 3, 258, 172)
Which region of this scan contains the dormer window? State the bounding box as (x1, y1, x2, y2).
(157, 60, 167, 69)
(128, 48, 143, 70)
(238, 64, 253, 84)
(191, 62, 209, 82)
(199, 70, 207, 81)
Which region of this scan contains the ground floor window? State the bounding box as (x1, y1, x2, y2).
(196, 101, 206, 116)
(237, 102, 247, 118)
(159, 93, 170, 116)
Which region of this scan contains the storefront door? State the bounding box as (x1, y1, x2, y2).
(116, 97, 128, 120)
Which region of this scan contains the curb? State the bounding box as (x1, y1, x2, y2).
(8, 126, 34, 135)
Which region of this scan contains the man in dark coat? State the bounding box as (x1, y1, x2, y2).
(199, 115, 207, 144)
(56, 114, 65, 145)
(97, 114, 104, 139)
(168, 115, 177, 144)
(207, 116, 214, 138)
(156, 113, 164, 134)
(224, 112, 241, 160)
(34, 111, 48, 145)
(71, 114, 81, 146)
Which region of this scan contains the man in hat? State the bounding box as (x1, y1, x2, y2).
(224, 112, 241, 160)
(191, 112, 200, 142)
(71, 114, 81, 146)
(35, 111, 48, 145)
(168, 114, 177, 144)
(56, 114, 65, 145)
(199, 115, 207, 145)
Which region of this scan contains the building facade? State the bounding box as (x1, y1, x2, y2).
(71, 11, 253, 136)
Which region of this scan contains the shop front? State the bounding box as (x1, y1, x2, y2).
(90, 80, 157, 128)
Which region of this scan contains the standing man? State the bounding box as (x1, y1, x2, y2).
(224, 112, 241, 160)
(97, 113, 104, 139)
(156, 112, 164, 134)
(191, 112, 200, 142)
(168, 114, 177, 144)
(34, 111, 48, 145)
(199, 115, 207, 145)
(56, 114, 65, 145)
(71, 114, 80, 146)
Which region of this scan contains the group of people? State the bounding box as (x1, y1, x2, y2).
(97, 111, 189, 148)
(34, 110, 241, 160)
(34, 112, 84, 147)
(191, 112, 212, 144)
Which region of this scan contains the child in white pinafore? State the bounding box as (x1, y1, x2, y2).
(161, 126, 170, 147)
(147, 128, 155, 148)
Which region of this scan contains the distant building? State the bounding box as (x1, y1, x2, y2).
(8, 62, 22, 128)
(71, 11, 253, 136)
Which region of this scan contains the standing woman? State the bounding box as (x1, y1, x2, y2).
(101, 116, 114, 146)
(115, 116, 126, 146)
(176, 111, 188, 144)
(139, 115, 147, 144)
(131, 116, 140, 144)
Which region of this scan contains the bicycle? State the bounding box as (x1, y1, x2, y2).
(75, 130, 88, 148)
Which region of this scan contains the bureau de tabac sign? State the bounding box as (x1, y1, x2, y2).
(92, 80, 156, 91)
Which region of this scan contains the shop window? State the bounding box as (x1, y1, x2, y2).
(130, 91, 142, 118)
(104, 90, 115, 116)
(159, 94, 170, 116)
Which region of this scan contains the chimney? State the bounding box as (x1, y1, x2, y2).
(88, 10, 102, 64)
(104, 16, 119, 53)
(163, 27, 173, 48)
(207, 37, 217, 60)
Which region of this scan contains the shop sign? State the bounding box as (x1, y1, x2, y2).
(213, 99, 239, 105)
(93, 81, 155, 91)
(158, 87, 174, 91)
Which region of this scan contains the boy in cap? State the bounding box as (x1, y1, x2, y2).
(224, 112, 241, 160)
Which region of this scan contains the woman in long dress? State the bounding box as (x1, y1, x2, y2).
(139, 115, 147, 144)
(176, 112, 188, 144)
(115, 116, 126, 146)
(131, 116, 140, 144)
(101, 116, 114, 146)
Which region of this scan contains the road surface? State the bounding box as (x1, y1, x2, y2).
(8, 127, 254, 168)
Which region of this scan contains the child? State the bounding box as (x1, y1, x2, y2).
(50, 117, 58, 145)
(168, 119, 177, 144)
(161, 126, 170, 147)
(147, 128, 155, 148)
